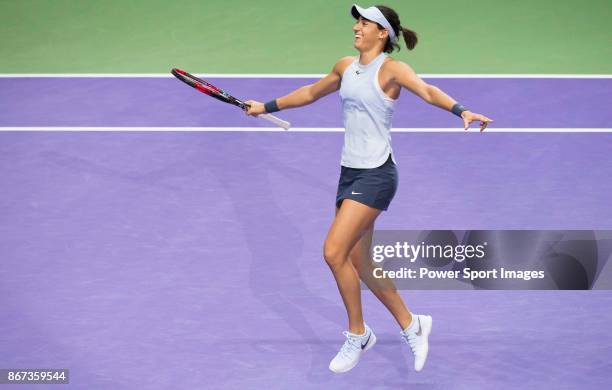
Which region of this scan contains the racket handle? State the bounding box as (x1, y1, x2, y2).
(259, 113, 291, 130)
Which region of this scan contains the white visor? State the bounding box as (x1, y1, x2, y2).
(351, 4, 397, 43)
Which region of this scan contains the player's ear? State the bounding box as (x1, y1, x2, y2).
(379, 29, 388, 41)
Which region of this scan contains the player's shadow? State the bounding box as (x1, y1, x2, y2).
(206, 133, 412, 380)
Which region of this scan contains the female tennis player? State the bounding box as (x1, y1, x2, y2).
(246, 4, 493, 374)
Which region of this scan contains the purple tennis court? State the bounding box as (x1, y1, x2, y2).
(1, 74, 612, 389)
(1, 77, 610, 128)
(2, 0, 612, 387)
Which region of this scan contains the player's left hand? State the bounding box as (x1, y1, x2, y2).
(461, 111, 493, 132)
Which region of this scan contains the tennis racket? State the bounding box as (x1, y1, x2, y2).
(171, 68, 291, 130)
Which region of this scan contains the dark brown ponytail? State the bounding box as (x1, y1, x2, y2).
(375, 5, 418, 53)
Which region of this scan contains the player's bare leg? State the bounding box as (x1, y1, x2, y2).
(325, 199, 381, 373)
(349, 225, 413, 330)
(324, 199, 381, 334)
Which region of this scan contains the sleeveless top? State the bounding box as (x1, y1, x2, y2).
(339, 52, 397, 168)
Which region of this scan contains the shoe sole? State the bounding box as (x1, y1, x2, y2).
(329, 331, 377, 374)
(415, 315, 432, 372)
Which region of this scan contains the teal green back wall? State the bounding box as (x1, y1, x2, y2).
(1, 0, 610, 73)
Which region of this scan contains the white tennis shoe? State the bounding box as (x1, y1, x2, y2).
(329, 323, 376, 373)
(400, 314, 433, 372)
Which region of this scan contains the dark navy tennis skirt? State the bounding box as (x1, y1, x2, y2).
(335, 154, 398, 211)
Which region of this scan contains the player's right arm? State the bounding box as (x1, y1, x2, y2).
(245, 57, 353, 116)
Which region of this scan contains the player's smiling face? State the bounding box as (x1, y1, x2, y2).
(352, 16, 386, 50)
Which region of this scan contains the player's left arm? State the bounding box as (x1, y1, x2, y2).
(388, 60, 494, 132)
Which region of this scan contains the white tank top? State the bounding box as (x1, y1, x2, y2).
(339, 52, 397, 168)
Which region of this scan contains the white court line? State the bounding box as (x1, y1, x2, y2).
(1, 127, 611, 132)
(0, 74, 610, 79)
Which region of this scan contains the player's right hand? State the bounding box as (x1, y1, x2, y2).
(245, 100, 266, 116)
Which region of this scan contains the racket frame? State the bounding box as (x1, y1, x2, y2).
(171, 68, 290, 129)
